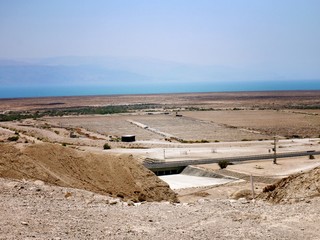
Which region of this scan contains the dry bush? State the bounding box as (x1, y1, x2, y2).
(230, 189, 253, 200)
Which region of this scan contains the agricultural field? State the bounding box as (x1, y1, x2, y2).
(183, 110, 320, 138)
(43, 112, 269, 143)
(44, 115, 161, 141)
(43, 108, 320, 144)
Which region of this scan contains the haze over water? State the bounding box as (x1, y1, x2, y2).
(0, 1, 319, 98)
(1, 81, 320, 99)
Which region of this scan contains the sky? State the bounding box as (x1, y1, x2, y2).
(0, 1, 320, 97)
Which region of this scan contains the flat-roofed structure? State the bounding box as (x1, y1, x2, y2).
(121, 135, 136, 142)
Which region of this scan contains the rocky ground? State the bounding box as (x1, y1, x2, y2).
(1, 177, 320, 240)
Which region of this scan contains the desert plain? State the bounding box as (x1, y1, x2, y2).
(1, 90, 320, 239)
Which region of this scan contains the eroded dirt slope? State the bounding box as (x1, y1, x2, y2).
(259, 166, 320, 203)
(0, 143, 177, 202)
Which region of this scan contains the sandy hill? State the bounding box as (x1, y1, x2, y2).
(259, 166, 320, 203)
(0, 143, 177, 202)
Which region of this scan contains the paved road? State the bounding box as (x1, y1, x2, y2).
(144, 150, 320, 170)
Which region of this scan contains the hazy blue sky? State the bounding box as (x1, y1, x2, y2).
(1, 1, 319, 64)
(0, 0, 320, 97)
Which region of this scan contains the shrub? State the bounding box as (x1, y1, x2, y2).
(263, 184, 276, 192)
(309, 155, 315, 159)
(7, 135, 19, 141)
(291, 135, 300, 138)
(62, 143, 67, 147)
(110, 137, 121, 142)
(103, 143, 111, 150)
(218, 160, 230, 169)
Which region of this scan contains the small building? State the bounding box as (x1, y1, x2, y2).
(121, 135, 136, 142)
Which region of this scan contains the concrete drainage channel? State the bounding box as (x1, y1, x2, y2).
(150, 166, 186, 176)
(145, 150, 320, 189)
(157, 166, 236, 190)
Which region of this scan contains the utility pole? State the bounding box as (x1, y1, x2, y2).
(273, 136, 277, 164)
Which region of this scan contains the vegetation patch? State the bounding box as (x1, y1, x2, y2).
(0, 104, 162, 122)
(309, 155, 315, 160)
(218, 160, 230, 169)
(103, 143, 111, 150)
(7, 135, 19, 141)
(179, 139, 209, 143)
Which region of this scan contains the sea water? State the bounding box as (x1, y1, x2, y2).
(0, 80, 319, 98)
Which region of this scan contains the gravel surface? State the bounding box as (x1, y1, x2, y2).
(1, 178, 319, 240)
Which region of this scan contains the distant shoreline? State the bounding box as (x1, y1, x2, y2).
(1, 90, 320, 112)
(1, 88, 320, 101)
(1, 79, 320, 99)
